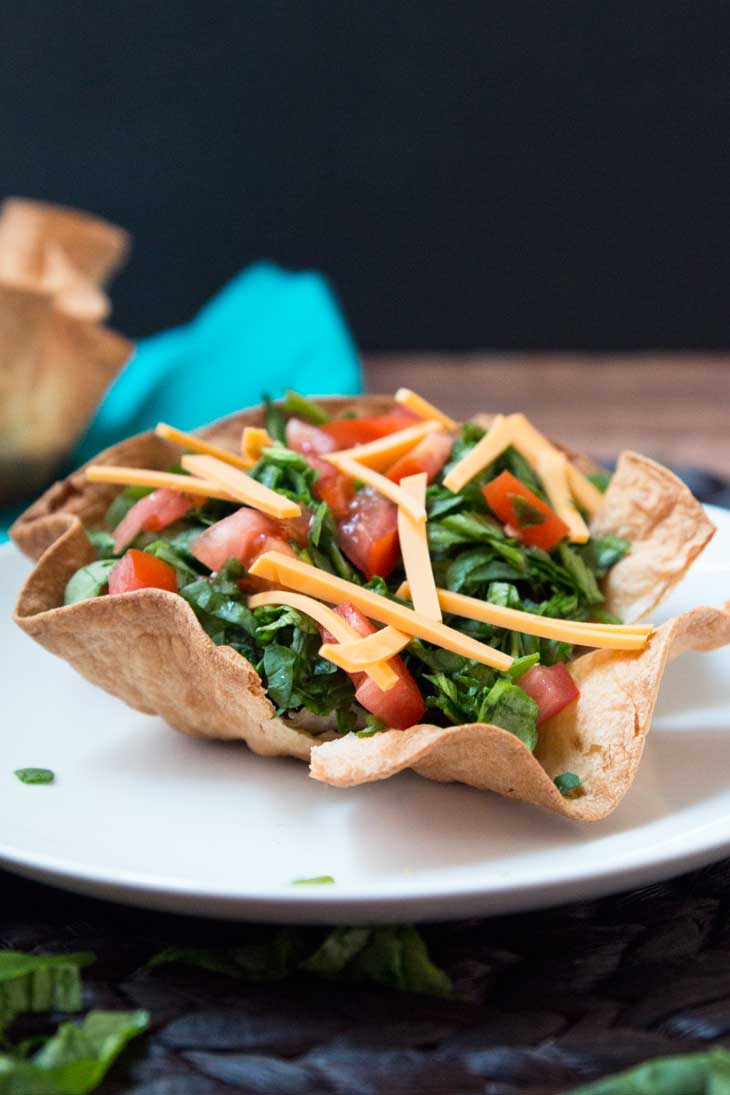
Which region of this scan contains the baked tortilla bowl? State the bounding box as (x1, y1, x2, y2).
(11, 396, 730, 820)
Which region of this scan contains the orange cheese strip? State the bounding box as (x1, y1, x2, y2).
(250, 551, 514, 671)
(508, 414, 605, 519)
(181, 454, 301, 519)
(442, 414, 512, 493)
(396, 581, 652, 650)
(536, 450, 590, 543)
(394, 387, 457, 429)
(325, 453, 426, 523)
(334, 421, 440, 472)
(247, 589, 397, 690)
(155, 422, 253, 471)
(85, 465, 235, 501)
(320, 626, 411, 670)
(241, 426, 274, 466)
(567, 462, 605, 518)
(397, 473, 442, 621)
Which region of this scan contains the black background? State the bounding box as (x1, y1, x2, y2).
(2, 1, 729, 350)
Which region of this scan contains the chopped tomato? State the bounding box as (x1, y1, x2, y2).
(482, 470, 569, 552)
(112, 489, 197, 553)
(191, 507, 281, 572)
(519, 663, 579, 725)
(321, 410, 417, 449)
(280, 510, 313, 547)
(313, 471, 354, 520)
(285, 417, 337, 456)
(338, 488, 399, 579)
(108, 549, 178, 595)
(386, 430, 453, 484)
(319, 602, 426, 730)
(284, 424, 353, 520)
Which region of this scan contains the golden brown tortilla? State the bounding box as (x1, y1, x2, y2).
(0, 199, 132, 503)
(11, 397, 727, 819)
(592, 451, 716, 622)
(310, 605, 730, 819)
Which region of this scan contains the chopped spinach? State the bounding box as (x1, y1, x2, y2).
(356, 715, 389, 737)
(86, 529, 117, 559)
(420, 664, 539, 750)
(249, 445, 319, 506)
(292, 875, 335, 885)
(578, 535, 630, 578)
(510, 494, 547, 528)
(64, 559, 116, 605)
(14, 768, 55, 785)
(283, 389, 331, 424)
(262, 392, 287, 443)
(144, 540, 200, 584)
(554, 772, 584, 798)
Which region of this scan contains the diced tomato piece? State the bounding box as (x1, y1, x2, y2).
(108, 549, 178, 595)
(280, 510, 312, 547)
(482, 470, 569, 552)
(322, 410, 418, 449)
(285, 426, 352, 520)
(319, 602, 426, 730)
(386, 430, 453, 484)
(112, 488, 197, 553)
(285, 417, 337, 456)
(313, 472, 355, 520)
(338, 488, 399, 579)
(191, 507, 278, 572)
(302, 455, 354, 521)
(519, 663, 579, 725)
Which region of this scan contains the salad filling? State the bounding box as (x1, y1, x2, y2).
(65, 389, 644, 755)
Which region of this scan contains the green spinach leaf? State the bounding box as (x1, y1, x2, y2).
(14, 768, 54, 785)
(63, 560, 116, 605)
(283, 389, 331, 424)
(262, 393, 287, 443)
(0, 1009, 149, 1094)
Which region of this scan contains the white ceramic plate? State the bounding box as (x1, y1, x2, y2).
(2, 506, 730, 924)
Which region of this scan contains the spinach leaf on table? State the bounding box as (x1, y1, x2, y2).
(564, 1046, 730, 1093)
(148, 924, 452, 998)
(0, 1009, 149, 1094)
(0, 950, 94, 1034)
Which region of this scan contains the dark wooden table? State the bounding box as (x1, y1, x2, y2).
(365, 353, 730, 474)
(3, 353, 730, 1094)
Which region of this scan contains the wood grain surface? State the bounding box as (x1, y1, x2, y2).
(365, 353, 730, 475)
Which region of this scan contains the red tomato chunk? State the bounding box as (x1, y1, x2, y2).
(113, 489, 197, 554)
(319, 602, 426, 730)
(338, 488, 399, 580)
(482, 470, 569, 552)
(321, 410, 417, 449)
(386, 430, 453, 484)
(191, 507, 295, 572)
(519, 663, 579, 725)
(108, 549, 178, 595)
(285, 417, 337, 456)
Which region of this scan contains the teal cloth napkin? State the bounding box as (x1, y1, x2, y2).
(1, 262, 362, 541)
